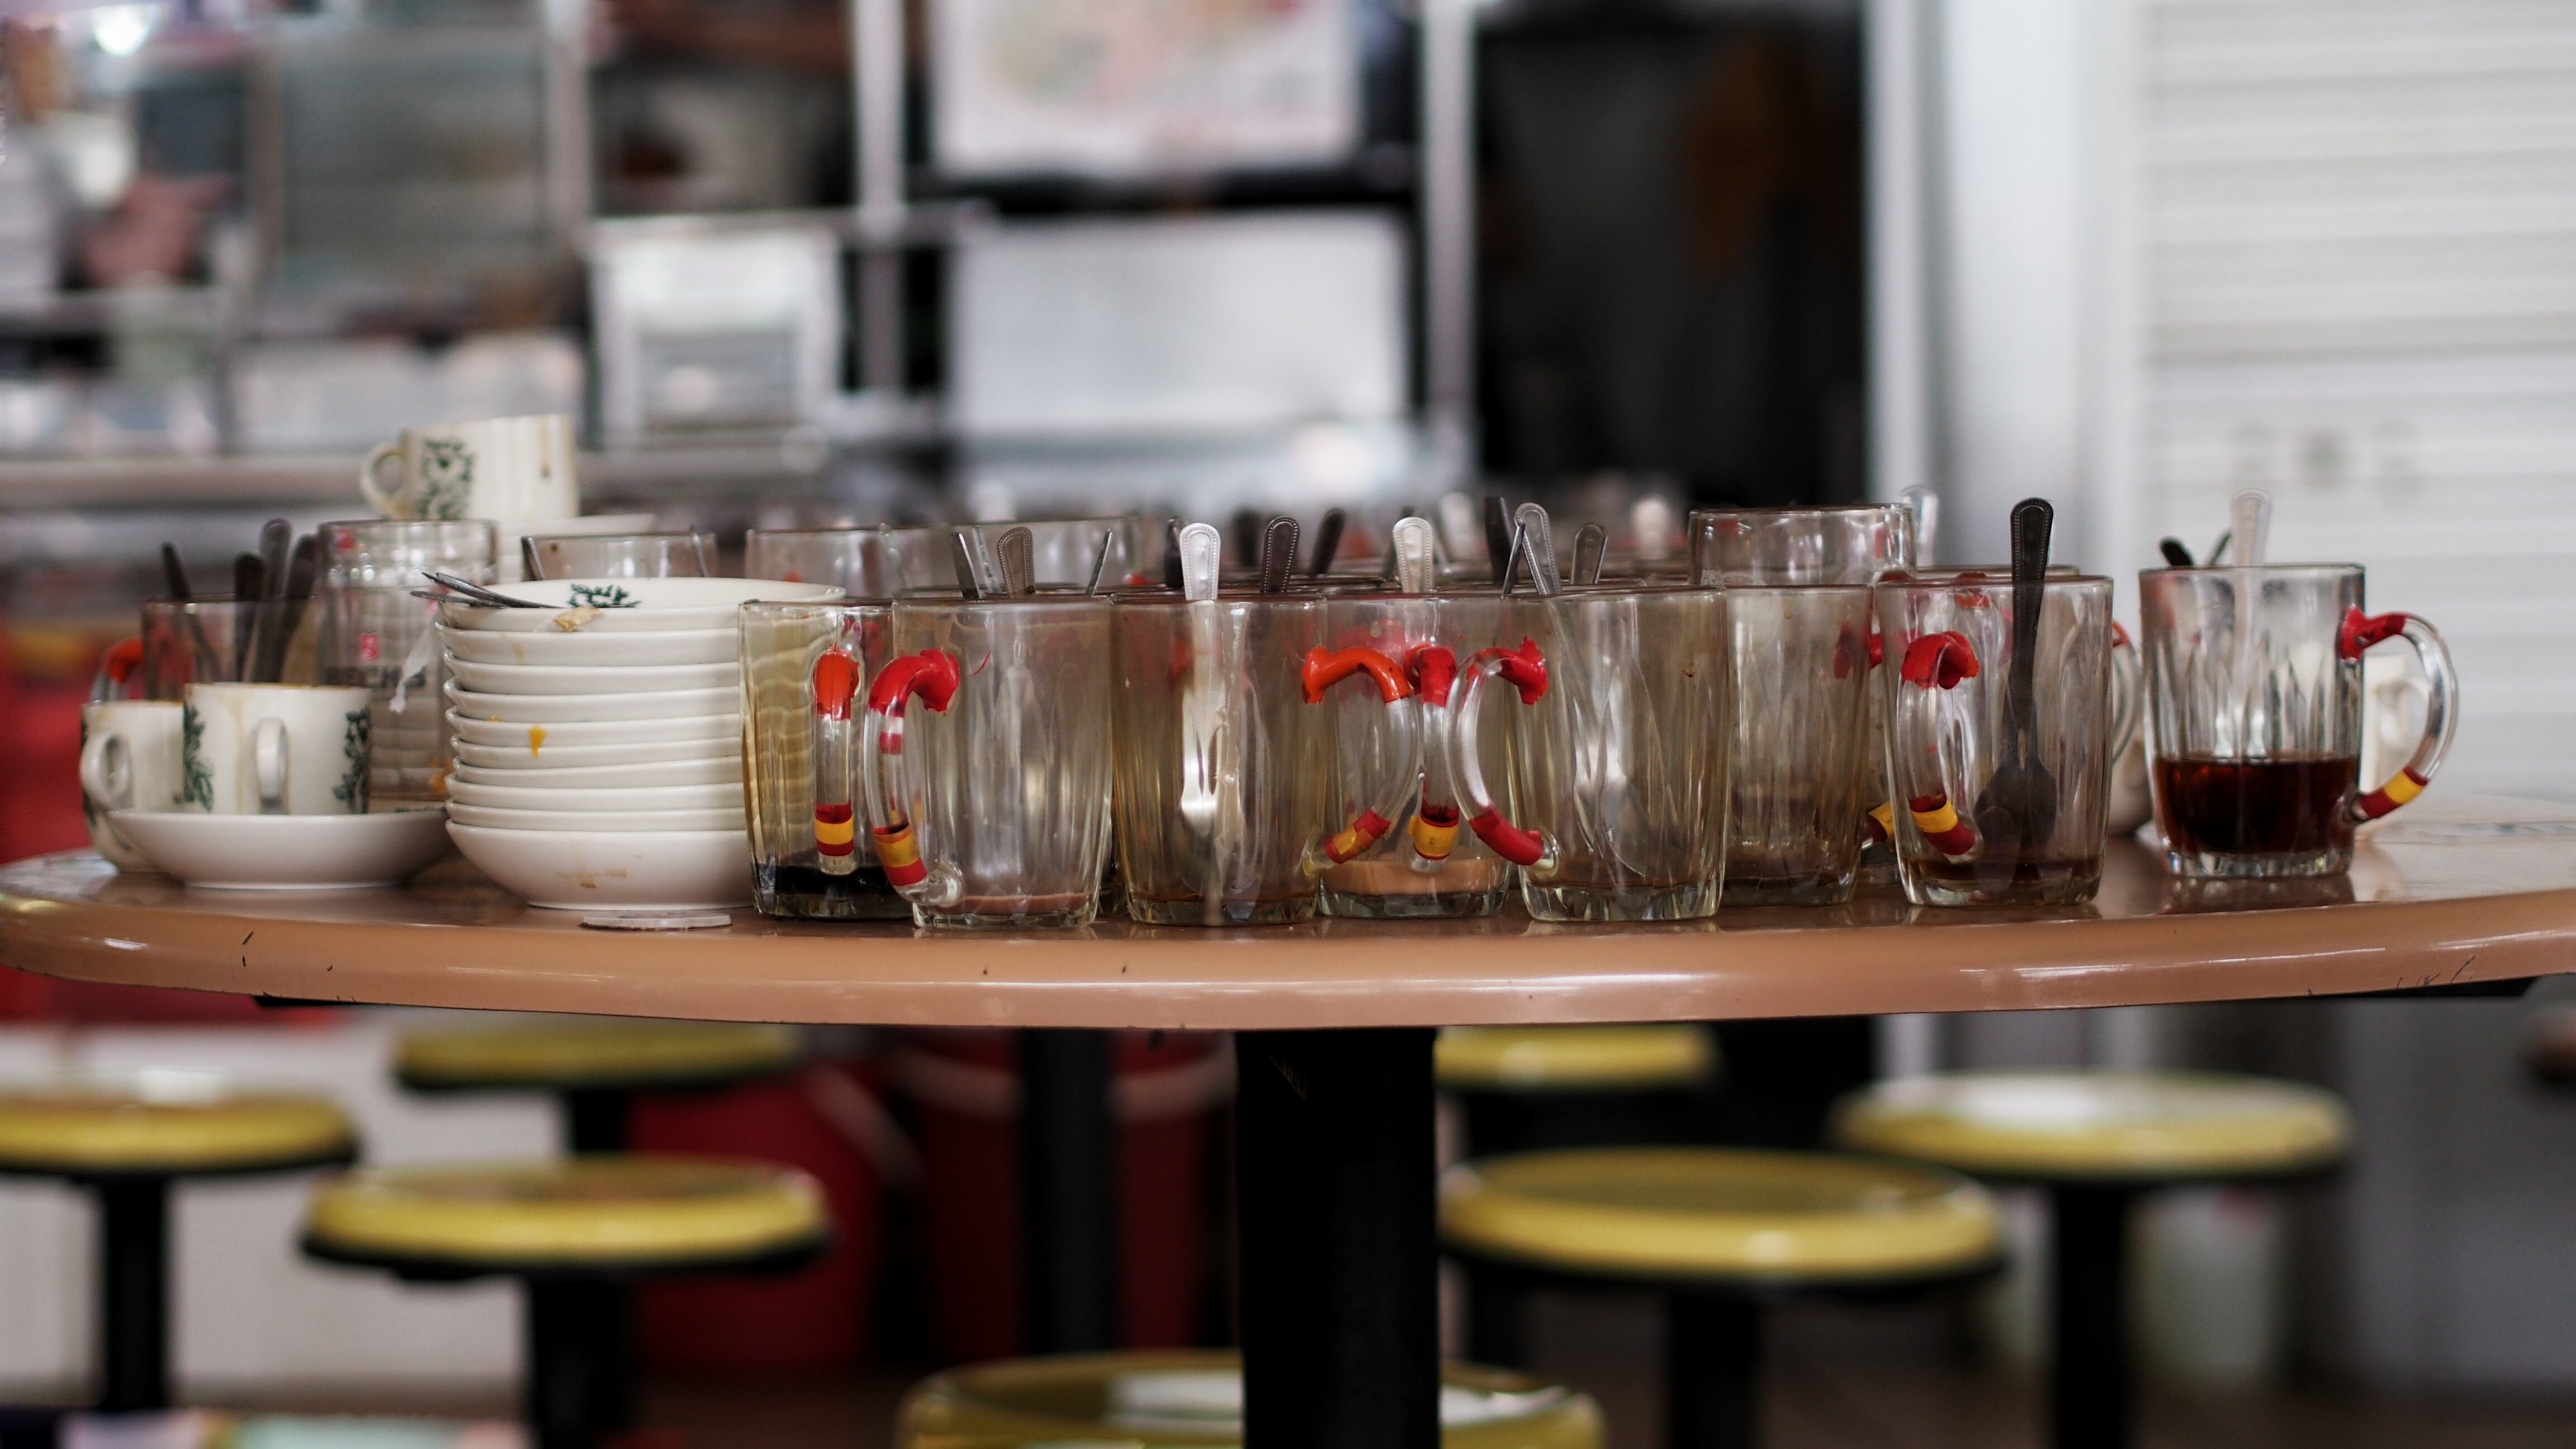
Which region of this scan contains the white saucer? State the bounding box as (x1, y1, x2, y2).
(448, 823, 752, 910)
(109, 807, 454, 891)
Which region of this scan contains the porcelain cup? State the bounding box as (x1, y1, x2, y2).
(181, 683, 376, 816)
(79, 700, 187, 869)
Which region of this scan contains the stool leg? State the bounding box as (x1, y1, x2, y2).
(1464, 1262, 1528, 1368)
(2050, 1183, 2138, 1449)
(94, 1177, 171, 1412)
(563, 1090, 628, 1154)
(1020, 1027, 1120, 1352)
(526, 1278, 634, 1449)
(1665, 1293, 1761, 1449)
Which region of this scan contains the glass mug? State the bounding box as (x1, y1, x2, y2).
(2139, 564, 2457, 878)
(745, 528, 900, 598)
(142, 596, 320, 699)
(1688, 504, 1913, 586)
(318, 519, 498, 801)
(1450, 584, 1731, 922)
(860, 595, 1115, 929)
(1723, 584, 1877, 905)
(1110, 593, 1422, 926)
(1317, 593, 1513, 918)
(523, 532, 714, 580)
(1874, 574, 2138, 907)
(741, 600, 908, 919)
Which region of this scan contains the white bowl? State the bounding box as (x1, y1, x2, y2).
(452, 737, 738, 771)
(446, 657, 741, 697)
(447, 803, 745, 832)
(447, 712, 739, 750)
(446, 682, 737, 723)
(448, 824, 752, 910)
(110, 807, 453, 890)
(448, 780, 743, 812)
(451, 762, 738, 790)
(440, 626, 740, 667)
(441, 578, 841, 634)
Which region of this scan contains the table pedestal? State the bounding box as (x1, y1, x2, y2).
(1021, 1028, 1120, 1351)
(1237, 1029, 1439, 1449)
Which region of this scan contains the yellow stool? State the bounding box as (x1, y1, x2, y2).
(1835, 1071, 2351, 1449)
(395, 1020, 801, 1151)
(1441, 1147, 1999, 1449)
(899, 1349, 1603, 1449)
(0, 1080, 356, 1412)
(1436, 1026, 1719, 1366)
(302, 1156, 830, 1449)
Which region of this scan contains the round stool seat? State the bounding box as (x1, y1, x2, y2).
(0, 1079, 354, 1177)
(1441, 1147, 1998, 1285)
(899, 1350, 1603, 1449)
(303, 1154, 829, 1275)
(1834, 1071, 2351, 1182)
(1437, 1026, 1715, 1094)
(395, 1021, 799, 1093)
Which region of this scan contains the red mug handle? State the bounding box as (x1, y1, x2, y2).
(2339, 609, 2459, 821)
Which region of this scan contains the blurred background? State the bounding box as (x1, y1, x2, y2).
(2, 0, 2574, 1445)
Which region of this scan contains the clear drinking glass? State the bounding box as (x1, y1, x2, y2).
(1723, 584, 1877, 905)
(861, 595, 1116, 929)
(143, 597, 319, 698)
(1111, 592, 1412, 926)
(1874, 574, 2138, 907)
(884, 519, 1161, 593)
(745, 528, 900, 598)
(1450, 584, 1731, 922)
(741, 600, 909, 919)
(1316, 593, 1514, 918)
(1688, 504, 1912, 586)
(2139, 564, 2457, 878)
(523, 532, 714, 580)
(316, 520, 498, 802)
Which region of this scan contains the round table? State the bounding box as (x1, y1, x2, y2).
(6, 795, 2573, 1449)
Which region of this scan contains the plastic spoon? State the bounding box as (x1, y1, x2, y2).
(1572, 523, 1608, 587)
(1176, 522, 1225, 836)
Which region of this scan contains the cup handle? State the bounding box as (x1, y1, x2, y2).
(860, 649, 963, 902)
(2107, 619, 2141, 764)
(2341, 609, 2459, 821)
(810, 646, 860, 876)
(1448, 639, 1555, 872)
(79, 730, 131, 812)
(1300, 646, 1422, 873)
(254, 717, 288, 814)
(360, 442, 407, 518)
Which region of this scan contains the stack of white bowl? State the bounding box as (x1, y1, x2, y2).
(436, 577, 841, 910)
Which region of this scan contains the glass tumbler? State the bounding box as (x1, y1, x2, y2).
(1317, 592, 1512, 918)
(523, 532, 714, 580)
(861, 595, 1116, 929)
(741, 599, 908, 919)
(1688, 504, 1913, 586)
(886, 519, 1161, 593)
(317, 519, 497, 801)
(2139, 564, 2457, 878)
(1875, 574, 2138, 907)
(745, 528, 900, 598)
(1451, 584, 1731, 922)
(144, 597, 321, 698)
(1723, 584, 1877, 905)
(1112, 592, 1415, 926)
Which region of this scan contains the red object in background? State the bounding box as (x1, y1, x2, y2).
(896, 1029, 1226, 1361)
(631, 1065, 886, 1371)
(0, 624, 281, 1024)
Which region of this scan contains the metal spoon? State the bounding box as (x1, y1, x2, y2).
(996, 525, 1035, 597)
(1085, 528, 1116, 596)
(1513, 503, 1562, 595)
(420, 571, 547, 609)
(1258, 517, 1299, 595)
(231, 552, 263, 679)
(1482, 496, 1513, 585)
(1972, 498, 2061, 873)
(1572, 523, 1608, 587)
(1308, 508, 1346, 577)
(2158, 538, 2196, 567)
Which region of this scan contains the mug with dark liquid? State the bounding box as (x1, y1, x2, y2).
(2140, 564, 2457, 878)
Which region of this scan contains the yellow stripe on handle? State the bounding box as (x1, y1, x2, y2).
(1910, 799, 1959, 835)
